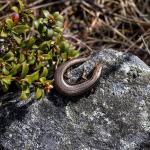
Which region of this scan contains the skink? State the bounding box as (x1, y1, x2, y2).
(54, 56, 102, 96)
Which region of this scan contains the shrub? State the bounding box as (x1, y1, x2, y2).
(0, 0, 79, 100)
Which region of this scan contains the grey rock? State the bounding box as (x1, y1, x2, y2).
(0, 49, 150, 150)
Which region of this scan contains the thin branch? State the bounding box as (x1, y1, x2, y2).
(0, 1, 10, 12)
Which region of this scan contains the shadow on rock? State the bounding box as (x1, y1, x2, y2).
(47, 90, 70, 107)
(0, 144, 7, 150)
(0, 90, 34, 137)
(47, 89, 81, 107)
(138, 133, 150, 150)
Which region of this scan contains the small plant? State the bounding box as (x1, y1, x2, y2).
(0, 0, 79, 100)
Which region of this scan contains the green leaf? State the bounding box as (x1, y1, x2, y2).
(32, 45, 38, 49)
(28, 13, 35, 20)
(6, 18, 14, 28)
(42, 26, 47, 33)
(35, 88, 44, 99)
(1, 29, 8, 37)
(46, 41, 52, 49)
(0, 76, 11, 92)
(38, 18, 44, 24)
(3, 51, 14, 61)
(20, 86, 30, 100)
(5, 63, 12, 70)
(53, 12, 59, 18)
(11, 6, 19, 13)
(1, 82, 9, 92)
(35, 62, 43, 70)
(53, 12, 63, 21)
(18, 0, 24, 11)
(23, 76, 32, 84)
(2, 66, 10, 75)
(59, 41, 69, 52)
(13, 34, 22, 44)
(27, 51, 35, 64)
(30, 71, 39, 81)
(21, 37, 35, 48)
(39, 41, 51, 50)
(39, 41, 48, 49)
(42, 52, 52, 60)
(21, 62, 29, 78)
(39, 77, 46, 84)
(54, 27, 63, 33)
(10, 63, 21, 76)
(13, 64, 21, 75)
(37, 50, 43, 55)
(1, 75, 12, 85)
(20, 91, 28, 100)
(47, 29, 53, 37)
(19, 52, 25, 63)
(34, 20, 39, 29)
(12, 25, 30, 34)
(43, 19, 48, 25)
(40, 67, 48, 77)
(38, 23, 44, 33)
(43, 10, 50, 18)
(68, 49, 79, 57)
(28, 58, 35, 65)
(25, 71, 39, 84)
(55, 21, 63, 27)
(28, 37, 36, 46)
(61, 52, 67, 61)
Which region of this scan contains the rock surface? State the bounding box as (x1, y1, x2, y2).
(0, 49, 150, 150)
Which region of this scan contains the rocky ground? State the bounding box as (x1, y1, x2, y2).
(0, 49, 150, 150)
